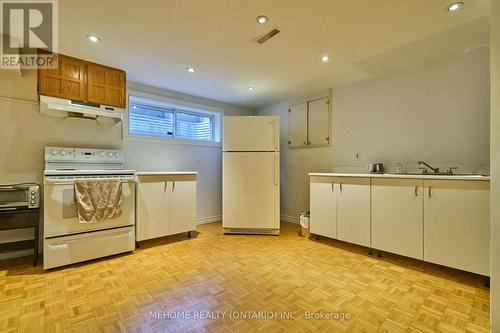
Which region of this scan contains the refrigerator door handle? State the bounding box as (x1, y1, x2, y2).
(274, 154, 278, 185)
(273, 118, 279, 150)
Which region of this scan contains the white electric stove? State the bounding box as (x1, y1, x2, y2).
(43, 146, 136, 269)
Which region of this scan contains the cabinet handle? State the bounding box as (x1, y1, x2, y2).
(172, 181, 175, 192)
(331, 181, 334, 192)
(428, 186, 432, 198)
(415, 186, 418, 197)
(340, 182, 343, 193)
(164, 181, 167, 192)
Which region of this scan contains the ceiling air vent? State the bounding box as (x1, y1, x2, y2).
(254, 29, 280, 44)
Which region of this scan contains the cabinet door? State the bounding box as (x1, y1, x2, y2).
(170, 177, 197, 235)
(424, 180, 490, 275)
(372, 178, 423, 259)
(337, 177, 370, 247)
(38, 54, 86, 101)
(288, 103, 307, 148)
(87, 64, 126, 108)
(136, 179, 170, 241)
(310, 176, 337, 238)
(307, 97, 330, 147)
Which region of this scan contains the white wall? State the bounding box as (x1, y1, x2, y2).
(124, 82, 254, 222)
(259, 48, 490, 220)
(490, 0, 500, 330)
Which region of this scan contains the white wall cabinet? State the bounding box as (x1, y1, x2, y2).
(288, 103, 308, 148)
(372, 178, 424, 260)
(423, 180, 490, 276)
(136, 173, 197, 241)
(288, 96, 330, 149)
(337, 177, 370, 247)
(307, 97, 330, 147)
(310, 176, 337, 238)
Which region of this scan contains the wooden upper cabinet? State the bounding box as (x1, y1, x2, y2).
(38, 54, 86, 101)
(87, 64, 126, 108)
(38, 54, 126, 108)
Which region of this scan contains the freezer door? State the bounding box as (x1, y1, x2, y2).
(223, 116, 279, 152)
(223, 152, 280, 229)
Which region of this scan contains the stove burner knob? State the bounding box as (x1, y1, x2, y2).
(60, 150, 67, 156)
(99, 151, 106, 157)
(51, 150, 58, 155)
(107, 152, 113, 157)
(114, 152, 119, 157)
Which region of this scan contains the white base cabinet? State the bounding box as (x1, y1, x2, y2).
(309, 176, 370, 246)
(136, 173, 197, 241)
(424, 180, 490, 276)
(310, 176, 337, 239)
(337, 177, 370, 247)
(371, 178, 424, 260)
(309, 174, 490, 276)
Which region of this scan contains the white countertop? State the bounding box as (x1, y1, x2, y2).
(135, 171, 198, 176)
(308, 172, 490, 181)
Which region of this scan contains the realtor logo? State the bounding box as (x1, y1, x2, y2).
(1, 0, 58, 69)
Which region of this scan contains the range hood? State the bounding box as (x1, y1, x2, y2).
(40, 95, 124, 123)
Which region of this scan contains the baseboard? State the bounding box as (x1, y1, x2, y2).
(281, 215, 300, 224)
(196, 215, 222, 225)
(223, 228, 279, 235)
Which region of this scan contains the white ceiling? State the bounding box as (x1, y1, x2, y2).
(59, 0, 490, 108)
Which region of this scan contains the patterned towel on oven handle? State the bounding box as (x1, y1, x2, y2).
(74, 179, 122, 223)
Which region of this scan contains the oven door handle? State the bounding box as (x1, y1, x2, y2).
(0, 186, 24, 190)
(45, 178, 135, 185)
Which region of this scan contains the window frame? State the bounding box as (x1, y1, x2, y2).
(125, 91, 222, 147)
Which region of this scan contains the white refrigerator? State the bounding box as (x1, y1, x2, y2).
(223, 116, 280, 234)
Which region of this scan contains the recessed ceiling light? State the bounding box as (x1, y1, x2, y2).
(447, 2, 463, 11)
(247, 86, 255, 91)
(187, 67, 196, 73)
(256, 15, 268, 24)
(87, 35, 100, 42)
(321, 55, 330, 63)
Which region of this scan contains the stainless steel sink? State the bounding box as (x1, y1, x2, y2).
(384, 172, 487, 177)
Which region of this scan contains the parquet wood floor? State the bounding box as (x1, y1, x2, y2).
(0, 222, 490, 333)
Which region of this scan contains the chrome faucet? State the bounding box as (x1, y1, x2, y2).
(417, 161, 439, 174)
(417, 161, 458, 175)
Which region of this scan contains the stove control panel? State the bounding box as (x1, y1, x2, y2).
(45, 147, 123, 163)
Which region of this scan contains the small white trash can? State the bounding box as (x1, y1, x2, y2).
(299, 212, 310, 238)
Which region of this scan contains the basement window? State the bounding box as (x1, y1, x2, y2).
(129, 104, 175, 137)
(128, 95, 221, 143)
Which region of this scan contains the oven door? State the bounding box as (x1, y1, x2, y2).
(43, 177, 135, 237)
